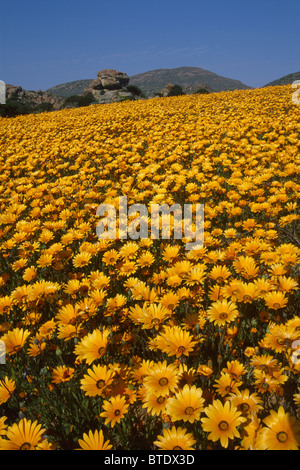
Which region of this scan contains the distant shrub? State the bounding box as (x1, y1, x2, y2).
(167, 85, 185, 96)
(0, 99, 32, 117)
(0, 99, 56, 117)
(35, 102, 54, 112)
(194, 88, 210, 94)
(126, 85, 144, 97)
(63, 92, 95, 108)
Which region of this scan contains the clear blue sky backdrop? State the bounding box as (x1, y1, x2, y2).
(0, 0, 299, 91)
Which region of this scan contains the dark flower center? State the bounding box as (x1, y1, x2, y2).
(218, 420, 229, 431)
(277, 431, 288, 443)
(159, 377, 169, 387)
(96, 379, 105, 389)
(157, 396, 165, 404)
(20, 442, 32, 450)
(219, 312, 228, 319)
(243, 295, 252, 301)
(185, 406, 195, 415)
(240, 403, 250, 413)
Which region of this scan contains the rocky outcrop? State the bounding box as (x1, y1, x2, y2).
(5, 84, 65, 110)
(2, 69, 142, 116)
(84, 69, 139, 104)
(96, 69, 129, 89)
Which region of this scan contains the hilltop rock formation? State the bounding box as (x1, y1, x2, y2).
(84, 69, 138, 104)
(96, 69, 129, 89)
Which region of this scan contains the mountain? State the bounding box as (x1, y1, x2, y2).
(264, 71, 300, 87)
(46, 66, 252, 97)
(129, 66, 252, 96)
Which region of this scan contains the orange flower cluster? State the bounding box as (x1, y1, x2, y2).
(0, 85, 299, 450)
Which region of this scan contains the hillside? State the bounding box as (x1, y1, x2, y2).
(264, 71, 300, 87)
(129, 66, 252, 96)
(46, 79, 93, 97)
(46, 66, 251, 97)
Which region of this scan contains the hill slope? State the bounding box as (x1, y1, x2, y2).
(129, 66, 252, 96)
(46, 79, 93, 97)
(46, 66, 251, 97)
(264, 71, 300, 87)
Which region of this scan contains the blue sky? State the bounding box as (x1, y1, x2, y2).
(0, 0, 299, 91)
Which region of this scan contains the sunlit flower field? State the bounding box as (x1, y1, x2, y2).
(0, 85, 299, 450)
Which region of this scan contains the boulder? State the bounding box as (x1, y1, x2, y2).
(83, 69, 138, 104)
(97, 69, 130, 89)
(89, 89, 135, 104)
(89, 78, 104, 90)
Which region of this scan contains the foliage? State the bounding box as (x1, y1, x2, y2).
(63, 92, 95, 108)
(126, 85, 144, 97)
(194, 88, 210, 94)
(166, 85, 185, 96)
(0, 99, 54, 118)
(0, 99, 33, 117)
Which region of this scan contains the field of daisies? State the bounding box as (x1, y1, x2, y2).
(0, 84, 299, 450)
